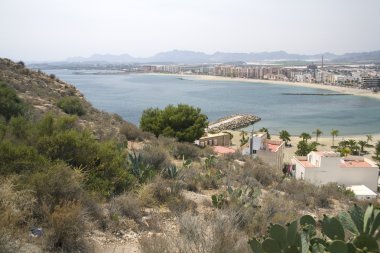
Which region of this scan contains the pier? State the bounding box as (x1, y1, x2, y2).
(281, 93, 351, 96)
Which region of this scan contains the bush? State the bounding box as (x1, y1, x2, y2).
(139, 234, 171, 253)
(109, 193, 142, 221)
(247, 192, 298, 236)
(57, 96, 86, 116)
(0, 179, 36, 253)
(28, 164, 83, 215)
(0, 82, 25, 121)
(171, 142, 201, 160)
(0, 141, 45, 175)
(167, 195, 197, 215)
(120, 121, 148, 141)
(140, 144, 171, 170)
(170, 211, 251, 253)
(243, 158, 282, 187)
(46, 201, 90, 252)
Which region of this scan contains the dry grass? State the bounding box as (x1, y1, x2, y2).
(0, 178, 35, 253)
(109, 193, 143, 221)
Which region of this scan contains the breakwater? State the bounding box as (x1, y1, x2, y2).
(281, 93, 351, 96)
(208, 114, 261, 132)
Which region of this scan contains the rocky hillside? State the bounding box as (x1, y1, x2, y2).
(0, 58, 125, 140)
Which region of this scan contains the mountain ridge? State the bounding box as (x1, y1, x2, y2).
(65, 49, 380, 64)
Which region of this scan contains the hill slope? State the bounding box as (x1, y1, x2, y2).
(0, 58, 125, 140)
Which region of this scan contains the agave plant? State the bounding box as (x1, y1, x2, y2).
(162, 165, 179, 179)
(128, 152, 153, 183)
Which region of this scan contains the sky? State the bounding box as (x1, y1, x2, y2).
(1, 0, 380, 61)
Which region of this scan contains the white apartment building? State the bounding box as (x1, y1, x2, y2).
(292, 151, 379, 192)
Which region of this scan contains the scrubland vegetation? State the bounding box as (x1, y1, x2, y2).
(0, 59, 379, 252)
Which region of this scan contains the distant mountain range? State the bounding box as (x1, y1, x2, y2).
(66, 50, 380, 64)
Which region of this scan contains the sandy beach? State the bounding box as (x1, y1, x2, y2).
(152, 73, 380, 101)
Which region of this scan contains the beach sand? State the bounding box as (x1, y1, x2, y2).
(152, 73, 380, 101)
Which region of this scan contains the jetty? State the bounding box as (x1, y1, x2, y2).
(281, 93, 351, 96)
(208, 114, 261, 132)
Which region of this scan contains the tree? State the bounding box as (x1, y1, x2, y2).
(239, 130, 248, 147)
(347, 139, 359, 155)
(299, 132, 311, 143)
(279, 130, 291, 146)
(0, 82, 25, 121)
(140, 104, 208, 142)
(331, 129, 339, 147)
(312, 128, 322, 143)
(259, 127, 270, 139)
(366, 134, 373, 143)
(373, 141, 380, 162)
(295, 140, 317, 156)
(358, 140, 367, 155)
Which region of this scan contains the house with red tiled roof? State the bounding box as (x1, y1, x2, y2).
(242, 132, 285, 171)
(292, 151, 379, 194)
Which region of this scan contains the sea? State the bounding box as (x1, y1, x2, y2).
(43, 70, 380, 136)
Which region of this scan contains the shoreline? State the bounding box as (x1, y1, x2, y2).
(148, 72, 380, 101)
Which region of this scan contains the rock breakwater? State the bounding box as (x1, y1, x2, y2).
(208, 114, 261, 132)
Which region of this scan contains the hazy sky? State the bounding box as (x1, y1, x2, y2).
(1, 0, 380, 61)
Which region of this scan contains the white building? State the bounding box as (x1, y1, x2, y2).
(292, 151, 379, 192)
(347, 185, 377, 200)
(242, 132, 285, 171)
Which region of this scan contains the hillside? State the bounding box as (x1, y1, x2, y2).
(0, 59, 378, 253)
(0, 58, 125, 141)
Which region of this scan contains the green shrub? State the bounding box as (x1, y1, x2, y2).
(0, 82, 25, 121)
(57, 96, 85, 116)
(28, 163, 83, 214)
(9, 116, 28, 139)
(0, 141, 45, 175)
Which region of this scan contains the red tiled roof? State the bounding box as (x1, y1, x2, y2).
(299, 160, 317, 168)
(341, 160, 373, 168)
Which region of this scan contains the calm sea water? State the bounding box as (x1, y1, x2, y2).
(44, 70, 380, 136)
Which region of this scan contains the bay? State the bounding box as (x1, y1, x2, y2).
(44, 70, 380, 135)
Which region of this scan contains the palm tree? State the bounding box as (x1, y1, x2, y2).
(331, 129, 339, 147)
(240, 130, 248, 147)
(300, 132, 312, 143)
(259, 127, 270, 139)
(358, 140, 367, 155)
(347, 139, 359, 155)
(366, 134, 373, 143)
(279, 130, 291, 146)
(313, 129, 322, 143)
(373, 141, 380, 162)
(366, 134, 374, 148)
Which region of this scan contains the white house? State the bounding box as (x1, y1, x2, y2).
(292, 151, 379, 192)
(242, 132, 285, 171)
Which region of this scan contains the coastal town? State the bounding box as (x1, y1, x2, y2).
(137, 61, 380, 91)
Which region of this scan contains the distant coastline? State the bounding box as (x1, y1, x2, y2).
(149, 73, 380, 101)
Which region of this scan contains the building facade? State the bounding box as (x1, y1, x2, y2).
(292, 151, 379, 192)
